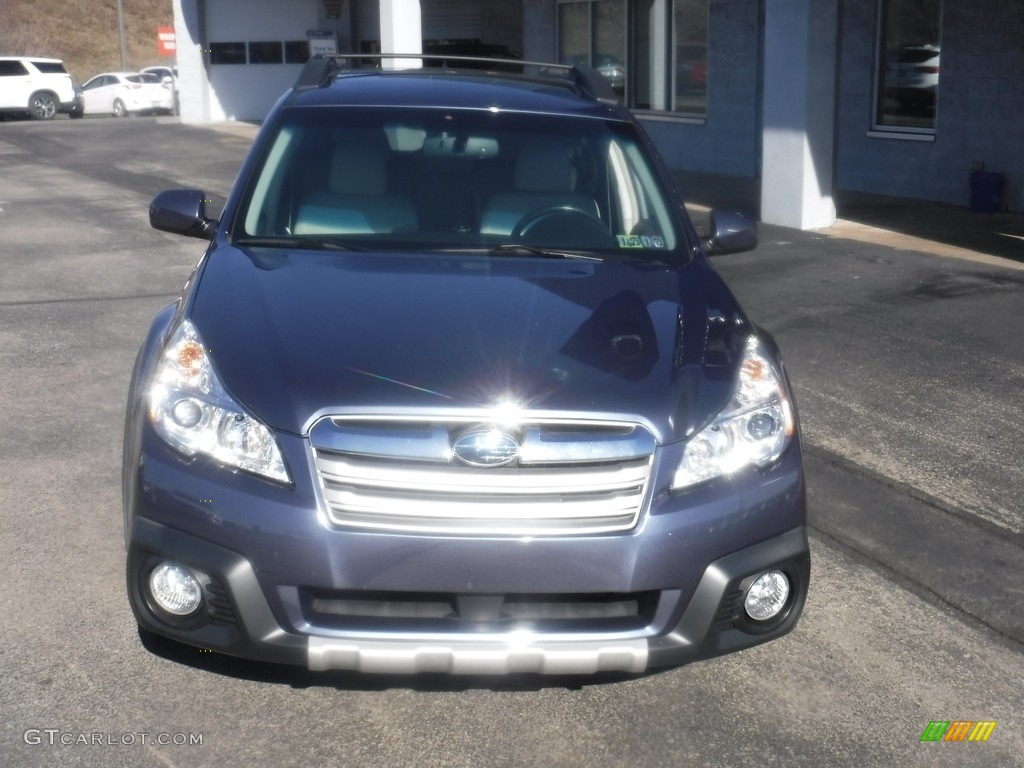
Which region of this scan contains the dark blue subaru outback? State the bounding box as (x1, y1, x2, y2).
(124, 55, 809, 674)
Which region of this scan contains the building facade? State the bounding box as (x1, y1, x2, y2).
(172, 0, 1024, 226)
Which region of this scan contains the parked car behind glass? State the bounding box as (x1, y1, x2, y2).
(884, 44, 940, 109)
(676, 44, 708, 94)
(81, 72, 174, 117)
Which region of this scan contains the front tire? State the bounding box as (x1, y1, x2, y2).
(113, 99, 127, 118)
(29, 91, 58, 120)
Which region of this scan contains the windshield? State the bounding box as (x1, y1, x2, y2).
(233, 106, 688, 261)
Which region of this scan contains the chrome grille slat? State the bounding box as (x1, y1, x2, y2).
(329, 511, 640, 535)
(310, 417, 655, 535)
(321, 489, 643, 519)
(314, 454, 650, 494)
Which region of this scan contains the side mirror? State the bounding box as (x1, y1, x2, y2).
(703, 209, 757, 255)
(150, 189, 217, 240)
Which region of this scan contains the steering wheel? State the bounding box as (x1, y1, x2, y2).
(511, 205, 615, 247)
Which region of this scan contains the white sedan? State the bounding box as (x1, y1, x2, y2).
(81, 72, 173, 117)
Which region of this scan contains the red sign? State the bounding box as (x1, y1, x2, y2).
(157, 27, 176, 56)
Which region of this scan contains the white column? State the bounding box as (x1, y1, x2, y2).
(174, 0, 211, 123)
(380, 0, 422, 69)
(759, 0, 838, 230)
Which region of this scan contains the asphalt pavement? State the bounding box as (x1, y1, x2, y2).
(1, 116, 1022, 768)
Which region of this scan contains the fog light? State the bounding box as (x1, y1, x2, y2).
(149, 562, 202, 616)
(744, 570, 790, 621)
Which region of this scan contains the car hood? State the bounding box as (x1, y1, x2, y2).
(188, 246, 752, 443)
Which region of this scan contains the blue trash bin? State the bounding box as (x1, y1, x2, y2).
(969, 171, 1003, 213)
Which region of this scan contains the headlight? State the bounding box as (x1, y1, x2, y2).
(672, 336, 795, 489)
(148, 319, 290, 483)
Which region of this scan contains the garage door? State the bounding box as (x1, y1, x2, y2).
(205, 0, 317, 121)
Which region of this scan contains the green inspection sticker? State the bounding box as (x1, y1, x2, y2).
(617, 234, 666, 249)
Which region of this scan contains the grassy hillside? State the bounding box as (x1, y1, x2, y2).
(0, 0, 174, 82)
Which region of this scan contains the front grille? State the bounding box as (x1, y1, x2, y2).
(302, 588, 659, 634)
(309, 416, 656, 535)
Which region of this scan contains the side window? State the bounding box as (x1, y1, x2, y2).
(31, 61, 69, 75)
(0, 60, 29, 76)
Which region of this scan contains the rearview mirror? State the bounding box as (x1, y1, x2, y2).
(150, 189, 217, 240)
(703, 209, 757, 255)
(422, 135, 499, 158)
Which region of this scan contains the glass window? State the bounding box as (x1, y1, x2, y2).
(673, 0, 707, 114)
(593, 0, 626, 100)
(633, 0, 666, 110)
(210, 42, 247, 65)
(285, 41, 311, 64)
(559, 0, 708, 116)
(559, 2, 589, 69)
(31, 61, 69, 74)
(560, 0, 626, 101)
(876, 0, 942, 131)
(0, 60, 28, 76)
(249, 42, 284, 64)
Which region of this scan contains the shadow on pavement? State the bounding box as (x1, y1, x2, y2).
(834, 190, 1024, 264)
(673, 169, 1024, 265)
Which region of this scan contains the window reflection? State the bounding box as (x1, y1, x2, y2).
(559, 2, 589, 70)
(594, 0, 626, 100)
(877, 0, 942, 130)
(558, 0, 708, 116)
(673, 0, 708, 114)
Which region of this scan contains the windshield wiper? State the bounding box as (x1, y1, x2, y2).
(233, 236, 357, 251)
(488, 243, 604, 261)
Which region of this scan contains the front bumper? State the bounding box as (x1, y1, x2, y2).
(127, 513, 809, 674)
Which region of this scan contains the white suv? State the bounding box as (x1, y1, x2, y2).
(0, 57, 82, 120)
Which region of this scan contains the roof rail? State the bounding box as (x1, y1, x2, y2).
(293, 53, 620, 104)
